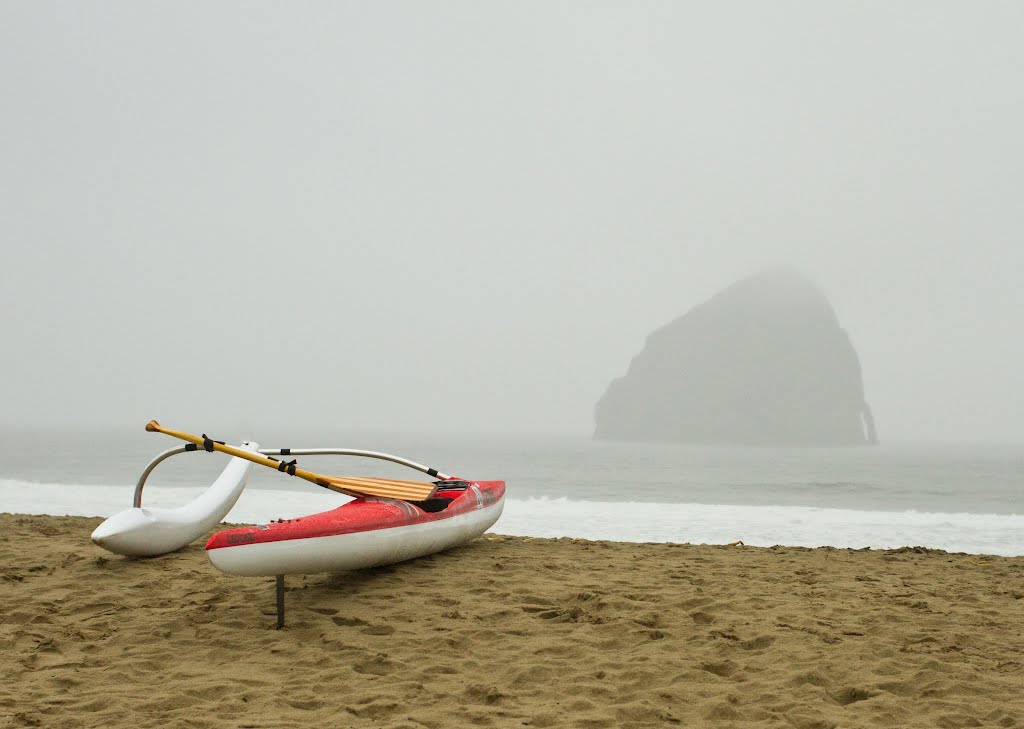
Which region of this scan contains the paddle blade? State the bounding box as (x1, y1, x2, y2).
(319, 476, 437, 501)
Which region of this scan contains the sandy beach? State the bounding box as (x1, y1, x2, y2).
(1, 513, 1022, 729)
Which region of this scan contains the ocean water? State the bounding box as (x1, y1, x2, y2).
(1, 428, 1021, 555)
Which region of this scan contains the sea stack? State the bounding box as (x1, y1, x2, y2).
(595, 269, 878, 446)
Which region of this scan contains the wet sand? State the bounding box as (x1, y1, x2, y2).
(1, 513, 1022, 728)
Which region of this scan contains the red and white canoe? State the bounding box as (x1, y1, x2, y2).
(206, 479, 505, 576)
(93, 442, 505, 575)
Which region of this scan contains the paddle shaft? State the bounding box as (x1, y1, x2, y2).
(145, 420, 347, 491)
(145, 421, 439, 501)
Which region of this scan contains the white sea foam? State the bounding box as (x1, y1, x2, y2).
(498, 496, 1024, 556)
(2, 479, 1022, 556)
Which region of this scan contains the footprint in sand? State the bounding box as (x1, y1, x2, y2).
(352, 656, 395, 676)
(330, 616, 367, 627)
(828, 687, 875, 706)
(740, 635, 775, 650)
(360, 624, 395, 636)
(699, 661, 737, 678)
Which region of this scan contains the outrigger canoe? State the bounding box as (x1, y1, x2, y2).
(92, 424, 505, 578)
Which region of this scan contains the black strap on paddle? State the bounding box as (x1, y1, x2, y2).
(265, 454, 298, 476)
(200, 434, 225, 453)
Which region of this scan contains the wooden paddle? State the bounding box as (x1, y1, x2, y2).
(145, 420, 437, 501)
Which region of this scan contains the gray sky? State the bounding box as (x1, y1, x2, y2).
(1, 1, 1021, 442)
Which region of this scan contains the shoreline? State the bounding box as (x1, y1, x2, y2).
(3, 478, 1023, 556)
(2, 513, 1023, 728)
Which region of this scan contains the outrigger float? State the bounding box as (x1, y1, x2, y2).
(91, 422, 505, 626)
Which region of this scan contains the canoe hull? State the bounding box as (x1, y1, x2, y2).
(206, 480, 504, 576)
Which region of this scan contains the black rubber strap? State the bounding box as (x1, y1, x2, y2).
(185, 443, 198, 452)
(427, 467, 439, 477)
(277, 459, 298, 476)
(200, 434, 226, 452)
(280, 448, 291, 456)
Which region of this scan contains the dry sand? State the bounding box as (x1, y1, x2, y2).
(1, 513, 1022, 729)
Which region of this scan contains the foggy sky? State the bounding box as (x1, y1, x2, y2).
(2, 1, 1022, 442)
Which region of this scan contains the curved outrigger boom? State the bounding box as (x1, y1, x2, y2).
(132, 446, 452, 508)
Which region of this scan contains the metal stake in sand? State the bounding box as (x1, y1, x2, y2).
(144, 420, 438, 502)
(276, 575, 285, 630)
